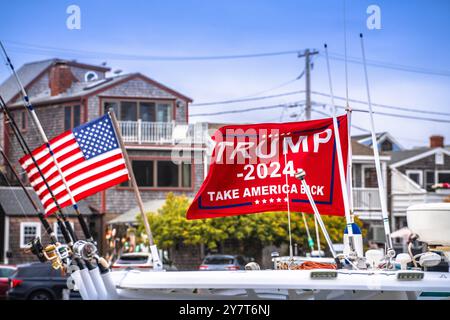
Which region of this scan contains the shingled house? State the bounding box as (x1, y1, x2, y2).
(0, 58, 207, 264)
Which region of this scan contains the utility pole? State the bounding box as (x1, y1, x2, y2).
(298, 49, 319, 120)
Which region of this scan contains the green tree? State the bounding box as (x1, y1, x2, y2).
(136, 193, 366, 253)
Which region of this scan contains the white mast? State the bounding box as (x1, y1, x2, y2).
(359, 33, 395, 259)
(323, 44, 356, 255)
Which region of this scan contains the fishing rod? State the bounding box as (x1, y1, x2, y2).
(1, 43, 115, 299)
(0, 94, 105, 300)
(0, 42, 94, 244)
(0, 95, 102, 298)
(0, 96, 76, 245)
(0, 146, 70, 269)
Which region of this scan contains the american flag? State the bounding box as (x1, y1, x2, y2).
(19, 114, 129, 215)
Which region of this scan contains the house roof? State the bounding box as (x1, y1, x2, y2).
(0, 58, 111, 104)
(0, 186, 93, 216)
(8, 72, 193, 107)
(388, 147, 450, 167)
(351, 139, 376, 156)
(352, 132, 386, 141)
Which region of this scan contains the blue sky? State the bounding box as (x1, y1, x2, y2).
(0, 0, 449, 148)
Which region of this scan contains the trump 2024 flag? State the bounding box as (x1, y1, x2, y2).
(187, 115, 348, 219)
(19, 114, 129, 215)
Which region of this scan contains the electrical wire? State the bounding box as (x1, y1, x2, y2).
(311, 101, 450, 123)
(191, 90, 305, 107)
(311, 91, 450, 117)
(319, 52, 450, 78)
(190, 101, 305, 117)
(4, 40, 301, 61)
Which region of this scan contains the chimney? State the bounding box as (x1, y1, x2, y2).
(48, 62, 76, 96)
(429, 135, 444, 148)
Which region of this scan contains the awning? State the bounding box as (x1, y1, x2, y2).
(107, 199, 167, 225)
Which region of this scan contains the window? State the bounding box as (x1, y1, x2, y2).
(103, 100, 173, 122)
(84, 71, 98, 82)
(121, 159, 191, 188)
(64, 105, 81, 130)
(156, 103, 171, 122)
(133, 160, 154, 187)
(104, 101, 119, 116)
(380, 140, 393, 152)
(406, 170, 423, 187)
(362, 166, 378, 188)
(120, 101, 138, 121)
(53, 222, 74, 243)
(139, 102, 155, 122)
(425, 170, 435, 191)
(157, 161, 179, 187)
(370, 224, 385, 243)
(437, 171, 450, 184)
(20, 222, 41, 248)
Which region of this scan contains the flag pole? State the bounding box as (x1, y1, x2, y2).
(359, 34, 395, 260)
(282, 140, 294, 259)
(323, 43, 356, 256)
(108, 111, 163, 271)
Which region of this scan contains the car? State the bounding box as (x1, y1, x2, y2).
(199, 254, 248, 271)
(0, 265, 16, 300)
(7, 262, 71, 300)
(112, 252, 177, 271)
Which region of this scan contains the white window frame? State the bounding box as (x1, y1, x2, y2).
(20, 222, 41, 249)
(406, 170, 423, 187)
(53, 222, 74, 243)
(361, 165, 376, 188)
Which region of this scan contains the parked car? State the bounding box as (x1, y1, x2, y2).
(199, 254, 248, 271)
(7, 262, 70, 300)
(112, 252, 177, 271)
(0, 265, 16, 300)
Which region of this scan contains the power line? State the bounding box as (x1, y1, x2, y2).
(191, 90, 304, 106)
(5, 40, 450, 78)
(5, 40, 301, 61)
(311, 101, 450, 123)
(311, 91, 450, 117)
(190, 101, 305, 117)
(319, 52, 450, 78)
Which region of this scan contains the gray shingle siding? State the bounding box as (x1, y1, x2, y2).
(88, 77, 188, 123)
(396, 154, 450, 174)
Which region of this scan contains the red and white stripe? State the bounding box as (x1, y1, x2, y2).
(19, 131, 129, 215)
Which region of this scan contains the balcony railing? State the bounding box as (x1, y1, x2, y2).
(352, 188, 382, 211)
(118, 120, 208, 144)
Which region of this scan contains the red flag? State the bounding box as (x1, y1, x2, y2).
(187, 115, 348, 219)
(19, 114, 129, 216)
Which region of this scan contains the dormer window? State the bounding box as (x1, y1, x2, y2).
(84, 71, 98, 82)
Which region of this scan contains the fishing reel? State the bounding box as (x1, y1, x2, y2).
(42, 244, 65, 270)
(73, 240, 98, 260)
(23, 237, 71, 270)
(23, 237, 47, 263)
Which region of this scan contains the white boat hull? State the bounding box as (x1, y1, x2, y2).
(105, 269, 450, 300)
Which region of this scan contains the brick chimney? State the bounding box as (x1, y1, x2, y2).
(429, 135, 444, 148)
(48, 62, 76, 96)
